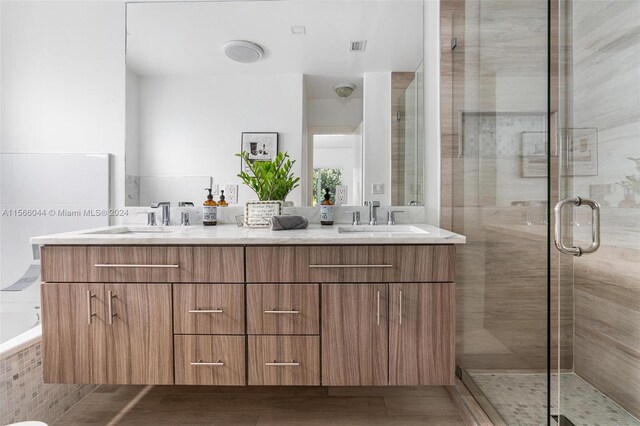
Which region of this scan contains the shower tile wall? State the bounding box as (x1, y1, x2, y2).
(569, 0, 640, 418)
(0, 342, 96, 424)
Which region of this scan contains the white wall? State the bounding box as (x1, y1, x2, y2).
(307, 98, 363, 128)
(1, 0, 126, 210)
(137, 74, 304, 205)
(363, 72, 392, 205)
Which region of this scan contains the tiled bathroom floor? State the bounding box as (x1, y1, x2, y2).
(52, 385, 465, 425)
(470, 372, 640, 426)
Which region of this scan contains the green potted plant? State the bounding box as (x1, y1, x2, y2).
(236, 151, 300, 227)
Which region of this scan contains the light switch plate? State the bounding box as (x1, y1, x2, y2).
(336, 185, 348, 205)
(225, 184, 238, 204)
(372, 183, 384, 194)
(211, 184, 219, 195)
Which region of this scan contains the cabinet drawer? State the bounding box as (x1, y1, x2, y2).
(173, 284, 245, 334)
(247, 284, 319, 335)
(248, 336, 320, 385)
(246, 245, 455, 283)
(174, 335, 245, 385)
(41, 246, 244, 283)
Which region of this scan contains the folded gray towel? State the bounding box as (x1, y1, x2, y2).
(271, 215, 309, 231)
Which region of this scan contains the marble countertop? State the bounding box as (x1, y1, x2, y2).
(31, 224, 466, 245)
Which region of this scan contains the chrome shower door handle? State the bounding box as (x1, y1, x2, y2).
(554, 196, 601, 257)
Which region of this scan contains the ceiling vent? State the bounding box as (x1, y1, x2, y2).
(349, 40, 367, 52)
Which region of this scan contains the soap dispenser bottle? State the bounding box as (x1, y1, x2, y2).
(218, 190, 228, 207)
(320, 188, 334, 225)
(203, 188, 218, 226)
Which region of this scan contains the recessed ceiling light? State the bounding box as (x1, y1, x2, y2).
(290, 25, 306, 35)
(223, 40, 265, 63)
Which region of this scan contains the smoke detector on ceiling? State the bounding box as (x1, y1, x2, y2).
(349, 40, 367, 52)
(223, 40, 265, 63)
(334, 83, 356, 98)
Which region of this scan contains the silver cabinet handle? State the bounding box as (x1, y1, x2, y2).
(86, 290, 96, 324)
(108, 290, 117, 325)
(188, 309, 223, 313)
(265, 362, 300, 366)
(554, 196, 601, 256)
(94, 264, 179, 268)
(191, 360, 224, 366)
(309, 264, 393, 269)
(399, 290, 403, 325)
(376, 290, 381, 326)
(264, 310, 299, 314)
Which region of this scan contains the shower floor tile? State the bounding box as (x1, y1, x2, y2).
(469, 372, 640, 426)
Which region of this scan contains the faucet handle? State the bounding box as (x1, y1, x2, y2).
(364, 201, 381, 207)
(344, 211, 361, 226)
(180, 211, 191, 226)
(387, 210, 404, 225)
(178, 202, 194, 207)
(137, 211, 157, 226)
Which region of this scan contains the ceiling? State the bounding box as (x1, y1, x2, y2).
(126, 0, 424, 99)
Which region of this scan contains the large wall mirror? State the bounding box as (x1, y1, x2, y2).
(125, 0, 424, 207)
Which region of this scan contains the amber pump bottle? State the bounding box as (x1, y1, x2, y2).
(203, 188, 218, 226)
(218, 190, 228, 207)
(320, 188, 334, 225)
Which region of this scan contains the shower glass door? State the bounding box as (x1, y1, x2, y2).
(448, 0, 552, 424)
(554, 0, 640, 424)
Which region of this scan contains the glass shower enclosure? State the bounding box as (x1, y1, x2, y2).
(447, 0, 640, 424)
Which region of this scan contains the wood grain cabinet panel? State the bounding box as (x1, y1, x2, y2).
(41, 246, 244, 283)
(42, 283, 107, 384)
(389, 283, 455, 385)
(173, 284, 245, 334)
(175, 335, 246, 385)
(246, 245, 455, 283)
(247, 284, 319, 335)
(246, 247, 307, 282)
(105, 284, 173, 384)
(42, 283, 173, 385)
(321, 284, 389, 386)
(248, 336, 320, 385)
(178, 247, 244, 283)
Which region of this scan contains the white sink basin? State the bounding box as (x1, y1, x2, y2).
(337, 225, 428, 234)
(82, 226, 189, 235)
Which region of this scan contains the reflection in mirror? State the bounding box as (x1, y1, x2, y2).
(125, 0, 424, 207)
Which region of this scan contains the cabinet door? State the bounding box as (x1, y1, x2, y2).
(105, 284, 173, 384)
(42, 283, 107, 383)
(321, 284, 388, 385)
(389, 283, 455, 385)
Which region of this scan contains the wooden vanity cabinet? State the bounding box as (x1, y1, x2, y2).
(42, 282, 173, 385)
(41, 244, 455, 387)
(321, 284, 389, 386)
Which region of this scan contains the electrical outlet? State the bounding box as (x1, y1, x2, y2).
(225, 184, 238, 204)
(372, 183, 384, 194)
(211, 184, 219, 195)
(336, 185, 348, 205)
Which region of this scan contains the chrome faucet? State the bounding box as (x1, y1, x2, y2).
(151, 202, 171, 226)
(364, 201, 380, 225)
(387, 210, 404, 225)
(178, 202, 194, 226)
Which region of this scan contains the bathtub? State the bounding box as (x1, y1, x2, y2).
(1, 304, 41, 343)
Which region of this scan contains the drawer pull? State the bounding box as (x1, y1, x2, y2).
(86, 291, 96, 324)
(309, 264, 393, 269)
(265, 361, 300, 366)
(191, 360, 224, 366)
(94, 264, 179, 268)
(264, 310, 299, 314)
(188, 309, 223, 313)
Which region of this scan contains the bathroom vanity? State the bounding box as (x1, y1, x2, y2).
(33, 225, 464, 387)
